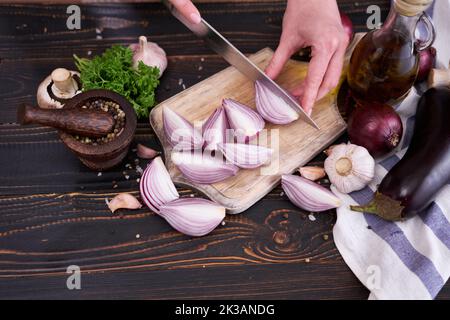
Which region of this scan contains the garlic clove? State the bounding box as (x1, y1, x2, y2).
(324, 143, 375, 194)
(281, 175, 341, 212)
(299, 166, 326, 181)
(163, 107, 204, 150)
(129, 36, 168, 77)
(159, 198, 226, 237)
(137, 143, 160, 159)
(171, 151, 239, 184)
(323, 144, 339, 157)
(218, 143, 273, 169)
(107, 193, 142, 213)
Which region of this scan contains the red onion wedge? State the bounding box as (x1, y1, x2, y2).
(163, 107, 203, 150)
(255, 80, 299, 125)
(172, 151, 239, 184)
(159, 198, 226, 237)
(140, 156, 179, 213)
(222, 98, 265, 140)
(218, 143, 273, 169)
(281, 175, 342, 212)
(202, 106, 229, 150)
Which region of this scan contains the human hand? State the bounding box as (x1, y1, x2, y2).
(265, 0, 349, 115)
(168, 0, 201, 24)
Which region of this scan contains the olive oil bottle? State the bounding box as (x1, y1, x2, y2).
(348, 0, 435, 104)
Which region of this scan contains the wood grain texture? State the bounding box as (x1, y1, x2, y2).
(151, 48, 346, 213)
(1, 1, 449, 300)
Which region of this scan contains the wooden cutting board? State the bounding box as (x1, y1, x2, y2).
(150, 36, 362, 214)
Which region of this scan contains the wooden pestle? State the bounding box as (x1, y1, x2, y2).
(18, 104, 115, 138)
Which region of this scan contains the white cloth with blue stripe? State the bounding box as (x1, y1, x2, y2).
(332, 0, 450, 299)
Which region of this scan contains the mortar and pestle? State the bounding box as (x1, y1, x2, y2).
(18, 89, 137, 171)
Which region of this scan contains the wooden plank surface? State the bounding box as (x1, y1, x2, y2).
(1, 0, 449, 300)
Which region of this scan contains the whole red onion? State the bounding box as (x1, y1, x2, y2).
(347, 103, 403, 158)
(340, 12, 354, 42)
(416, 47, 436, 83)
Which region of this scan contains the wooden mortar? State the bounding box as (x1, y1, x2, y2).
(59, 89, 137, 171)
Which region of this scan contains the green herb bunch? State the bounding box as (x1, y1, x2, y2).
(74, 45, 160, 118)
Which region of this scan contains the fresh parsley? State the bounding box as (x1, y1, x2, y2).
(74, 45, 160, 119)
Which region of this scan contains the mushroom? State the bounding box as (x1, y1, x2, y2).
(37, 68, 81, 109)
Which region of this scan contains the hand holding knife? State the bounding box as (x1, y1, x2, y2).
(162, 0, 319, 129)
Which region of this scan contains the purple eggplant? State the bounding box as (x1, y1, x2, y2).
(351, 87, 450, 221)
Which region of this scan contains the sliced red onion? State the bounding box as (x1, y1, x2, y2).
(202, 106, 229, 150)
(159, 198, 226, 237)
(255, 80, 299, 125)
(140, 156, 179, 212)
(222, 98, 265, 140)
(281, 175, 341, 212)
(163, 107, 203, 150)
(172, 151, 239, 184)
(218, 143, 273, 169)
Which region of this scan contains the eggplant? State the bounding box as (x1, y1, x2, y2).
(351, 87, 450, 221)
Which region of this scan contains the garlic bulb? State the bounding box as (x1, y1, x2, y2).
(129, 36, 167, 78)
(324, 144, 375, 194)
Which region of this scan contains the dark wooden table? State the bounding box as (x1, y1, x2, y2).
(1, 0, 448, 300)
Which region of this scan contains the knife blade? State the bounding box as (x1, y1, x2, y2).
(163, 0, 319, 129)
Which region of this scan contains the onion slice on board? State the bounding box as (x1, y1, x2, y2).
(202, 106, 229, 150)
(255, 80, 299, 125)
(223, 98, 265, 140)
(172, 151, 239, 184)
(163, 107, 203, 150)
(218, 143, 273, 169)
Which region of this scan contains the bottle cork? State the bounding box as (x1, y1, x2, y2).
(394, 0, 434, 16)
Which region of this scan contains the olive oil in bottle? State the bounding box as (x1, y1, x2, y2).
(348, 0, 435, 104)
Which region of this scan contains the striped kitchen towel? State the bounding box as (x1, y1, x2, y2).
(332, 0, 450, 300)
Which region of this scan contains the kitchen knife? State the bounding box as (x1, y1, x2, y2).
(163, 0, 319, 129)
